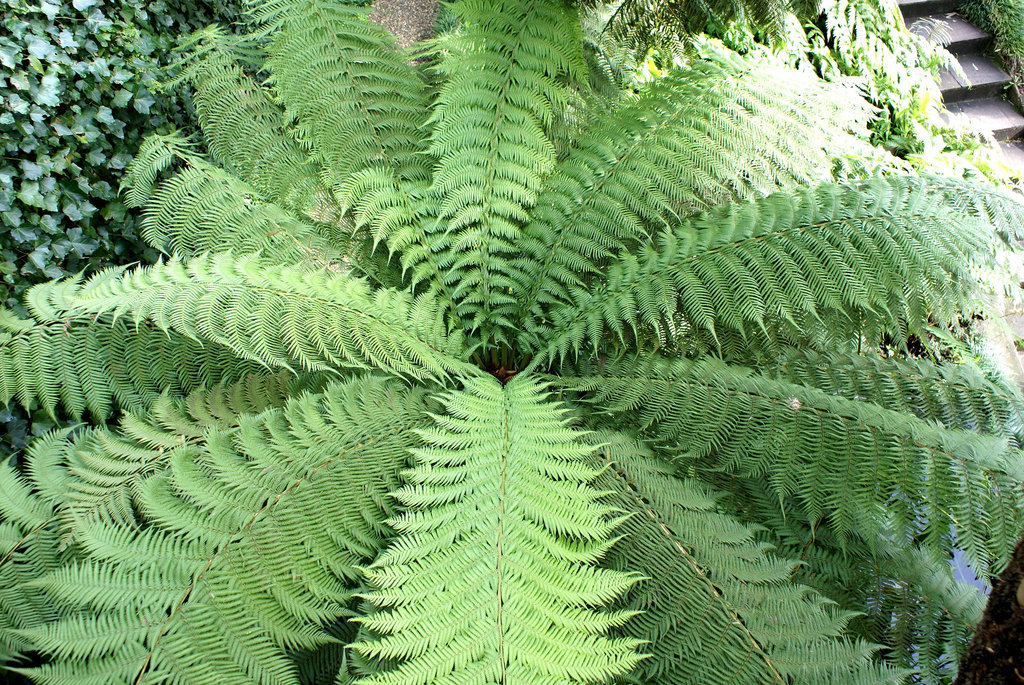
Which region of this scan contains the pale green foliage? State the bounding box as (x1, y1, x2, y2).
(2, 0, 1024, 683)
(354, 377, 643, 684)
(812, 0, 949, 105)
(421, 0, 587, 339)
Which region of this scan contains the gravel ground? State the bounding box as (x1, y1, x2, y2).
(370, 0, 439, 48)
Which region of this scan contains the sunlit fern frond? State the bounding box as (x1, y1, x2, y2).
(21, 372, 331, 542)
(416, 0, 587, 342)
(17, 377, 428, 685)
(511, 47, 872, 331)
(352, 376, 644, 685)
(3, 1, 1021, 682)
(0, 308, 266, 422)
(34, 254, 476, 383)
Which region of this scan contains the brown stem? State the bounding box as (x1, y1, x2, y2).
(955, 530, 1024, 685)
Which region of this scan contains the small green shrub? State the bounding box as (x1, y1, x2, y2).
(960, 0, 1024, 104)
(960, 0, 1024, 58)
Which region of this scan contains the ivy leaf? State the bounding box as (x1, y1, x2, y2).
(33, 72, 60, 107)
(26, 246, 50, 270)
(3, 209, 23, 227)
(17, 182, 45, 209)
(20, 161, 44, 181)
(94, 106, 115, 125)
(7, 93, 28, 114)
(40, 1, 60, 20)
(26, 38, 55, 61)
(110, 89, 132, 107)
(132, 93, 155, 114)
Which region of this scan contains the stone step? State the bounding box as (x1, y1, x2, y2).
(1000, 142, 1024, 177)
(940, 53, 1012, 103)
(909, 12, 992, 53)
(945, 98, 1024, 140)
(898, 0, 958, 19)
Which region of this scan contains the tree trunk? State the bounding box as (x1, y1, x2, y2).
(955, 532, 1024, 684)
(369, 0, 439, 49)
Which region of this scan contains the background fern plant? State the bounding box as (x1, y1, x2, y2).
(2, 0, 1024, 683)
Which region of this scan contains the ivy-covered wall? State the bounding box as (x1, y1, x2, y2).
(0, 0, 238, 453)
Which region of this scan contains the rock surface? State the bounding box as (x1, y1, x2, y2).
(370, 0, 438, 49)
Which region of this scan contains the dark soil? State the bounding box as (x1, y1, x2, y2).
(956, 533, 1024, 684)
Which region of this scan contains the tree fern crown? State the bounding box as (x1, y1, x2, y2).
(2, 0, 1023, 684)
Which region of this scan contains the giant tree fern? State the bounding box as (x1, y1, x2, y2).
(2, 1, 1024, 684)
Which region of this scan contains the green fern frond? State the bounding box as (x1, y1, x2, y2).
(870, 545, 986, 681)
(0, 308, 267, 421)
(178, 32, 326, 211)
(526, 177, 990, 363)
(352, 375, 644, 685)
(18, 377, 428, 685)
(583, 0, 790, 55)
(421, 0, 586, 341)
(591, 432, 905, 684)
(555, 355, 1022, 574)
(6, 2, 1023, 681)
(120, 132, 202, 208)
(140, 162, 346, 267)
(768, 348, 1024, 446)
(34, 254, 476, 383)
(254, 0, 431, 189)
(21, 372, 330, 541)
(917, 173, 1024, 244)
(0, 457, 65, 669)
(173, 371, 332, 430)
(236, 0, 443, 298)
(740, 489, 987, 682)
(511, 47, 872, 328)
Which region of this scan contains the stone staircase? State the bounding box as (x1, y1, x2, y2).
(900, 1, 1024, 388)
(900, 0, 1024, 170)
